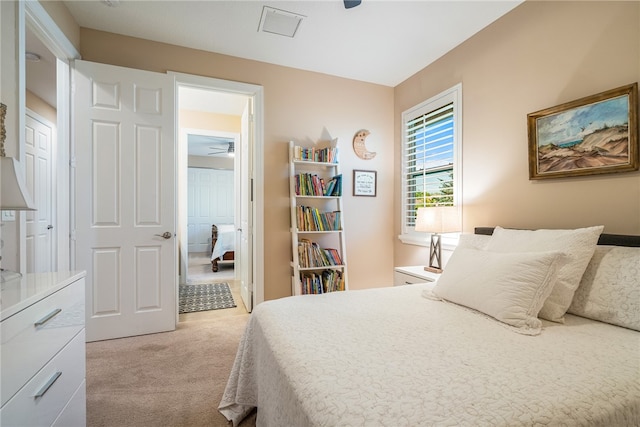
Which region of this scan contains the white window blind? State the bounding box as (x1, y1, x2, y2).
(400, 84, 461, 241)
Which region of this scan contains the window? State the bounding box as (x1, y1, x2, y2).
(399, 84, 461, 244)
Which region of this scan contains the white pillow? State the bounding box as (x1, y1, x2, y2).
(430, 247, 564, 335)
(457, 233, 491, 250)
(485, 225, 604, 323)
(568, 246, 640, 331)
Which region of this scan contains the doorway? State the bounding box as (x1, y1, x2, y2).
(22, 2, 78, 274)
(176, 78, 260, 317)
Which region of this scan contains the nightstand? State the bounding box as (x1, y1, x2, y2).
(394, 266, 441, 286)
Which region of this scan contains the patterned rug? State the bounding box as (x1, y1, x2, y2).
(179, 283, 236, 313)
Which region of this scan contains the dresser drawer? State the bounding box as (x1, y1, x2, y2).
(1, 278, 85, 407)
(53, 379, 86, 427)
(0, 329, 85, 427)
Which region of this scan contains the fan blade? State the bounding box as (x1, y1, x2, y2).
(344, 0, 361, 9)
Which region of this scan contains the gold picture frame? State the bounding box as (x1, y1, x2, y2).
(1, 103, 6, 156)
(527, 83, 638, 180)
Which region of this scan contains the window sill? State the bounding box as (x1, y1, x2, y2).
(398, 233, 459, 251)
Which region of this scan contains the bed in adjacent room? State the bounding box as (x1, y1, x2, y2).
(219, 226, 640, 426)
(211, 224, 235, 272)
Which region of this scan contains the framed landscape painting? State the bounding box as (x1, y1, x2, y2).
(527, 83, 638, 180)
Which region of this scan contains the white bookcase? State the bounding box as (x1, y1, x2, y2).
(289, 140, 348, 295)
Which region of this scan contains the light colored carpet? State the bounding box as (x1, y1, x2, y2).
(187, 252, 235, 284)
(86, 314, 256, 426)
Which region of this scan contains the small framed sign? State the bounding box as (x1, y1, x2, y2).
(353, 169, 377, 197)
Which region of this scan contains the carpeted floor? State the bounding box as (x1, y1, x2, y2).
(86, 314, 256, 426)
(179, 283, 237, 314)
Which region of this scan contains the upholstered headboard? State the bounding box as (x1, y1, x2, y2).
(474, 227, 640, 247)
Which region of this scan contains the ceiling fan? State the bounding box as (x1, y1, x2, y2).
(208, 141, 235, 157)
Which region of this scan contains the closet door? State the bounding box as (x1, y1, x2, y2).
(74, 60, 176, 342)
(24, 111, 56, 273)
(188, 167, 234, 253)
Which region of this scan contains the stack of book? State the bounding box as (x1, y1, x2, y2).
(293, 145, 339, 163)
(300, 270, 345, 294)
(298, 239, 343, 268)
(294, 173, 342, 196)
(296, 206, 341, 231)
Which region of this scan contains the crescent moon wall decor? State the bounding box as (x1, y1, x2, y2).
(352, 129, 376, 160)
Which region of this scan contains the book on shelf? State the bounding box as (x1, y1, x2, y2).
(295, 173, 342, 197)
(293, 145, 339, 164)
(296, 206, 342, 231)
(297, 239, 343, 268)
(323, 174, 342, 196)
(299, 270, 345, 294)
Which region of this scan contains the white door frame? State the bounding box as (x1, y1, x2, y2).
(22, 1, 80, 272)
(172, 72, 264, 310)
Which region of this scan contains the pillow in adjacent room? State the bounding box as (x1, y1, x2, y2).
(568, 246, 640, 331)
(485, 225, 604, 323)
(429, 247, 564, 335)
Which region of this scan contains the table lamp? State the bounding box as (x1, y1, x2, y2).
(1, 102, 36, 282)
(415, 206, 460, 273)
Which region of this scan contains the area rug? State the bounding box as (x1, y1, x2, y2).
(179, 283, 236, 313)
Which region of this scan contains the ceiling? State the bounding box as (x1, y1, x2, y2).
(62, 0, 523, 87)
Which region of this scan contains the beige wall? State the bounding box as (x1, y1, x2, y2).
(180, 109, 239, 134)
(79, 28, 396, 299)
(394, 1, 640, 267)
(38, 0, 80, 50)
(26, 90, 57, 123)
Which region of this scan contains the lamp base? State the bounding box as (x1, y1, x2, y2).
(424, 266, 443, 274)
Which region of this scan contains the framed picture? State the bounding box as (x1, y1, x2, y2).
(353, 169, 377, 197)
(527, 83, 638, 180)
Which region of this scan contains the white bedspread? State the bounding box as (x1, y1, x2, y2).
(219, 283, 640, 426)
(211, 224, 235, 261)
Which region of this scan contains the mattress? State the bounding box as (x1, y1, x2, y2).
(219, 283, 640, 426)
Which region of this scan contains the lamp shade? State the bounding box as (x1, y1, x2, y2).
(1, 156, 36, 210)
(415, 206, 460, 233)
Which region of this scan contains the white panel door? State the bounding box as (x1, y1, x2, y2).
(187, 168, 210, 253)
(239, 100, 253, 312)
(24, 112, 55, 273)
(74, 60, 176, 342)
(187, 167, 234, 253)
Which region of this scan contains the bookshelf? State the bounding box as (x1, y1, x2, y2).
(289, 140, 348, 295)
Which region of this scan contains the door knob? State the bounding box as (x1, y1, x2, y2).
(47, 225, 53, 230)
(154, 232, 172, 239)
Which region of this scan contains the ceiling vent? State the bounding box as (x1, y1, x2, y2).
(258, 6, 305, 38)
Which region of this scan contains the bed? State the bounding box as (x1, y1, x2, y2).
(211, 224, 235, 272)
(219, 226, 640, 426)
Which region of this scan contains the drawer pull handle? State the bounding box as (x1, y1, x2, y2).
(34, 308, 62, 327)
(34, 371, 62, 398)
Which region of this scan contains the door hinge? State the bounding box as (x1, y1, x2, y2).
(250, 178, 254, 202)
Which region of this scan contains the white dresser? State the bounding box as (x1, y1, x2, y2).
(1, 271, 87, 427)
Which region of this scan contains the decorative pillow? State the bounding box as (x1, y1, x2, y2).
(485, 225, 604, 323)
(429, 247, 564, 335)
(457, 233, 491, 250)
(568, 246, 640, 331)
